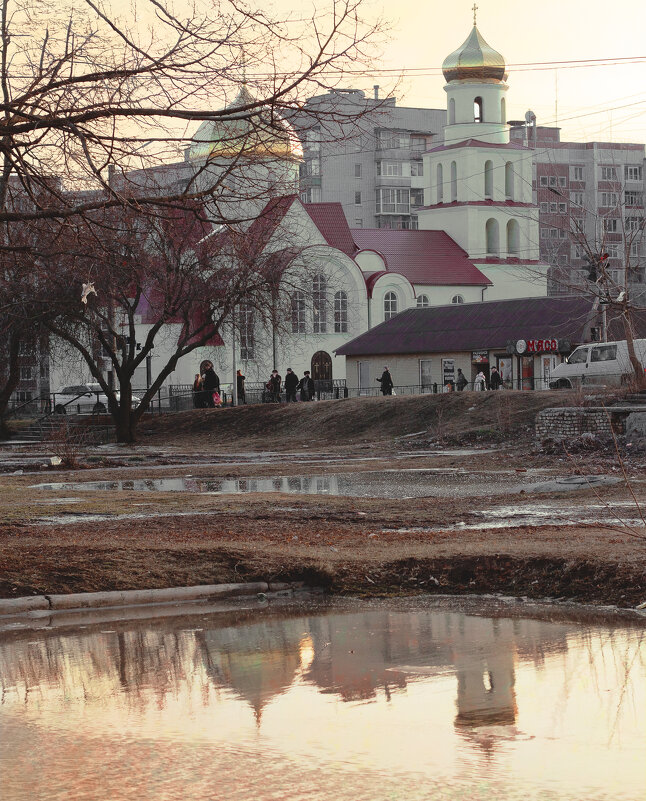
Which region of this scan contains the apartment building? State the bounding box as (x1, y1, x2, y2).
(292, 89, 446, 230)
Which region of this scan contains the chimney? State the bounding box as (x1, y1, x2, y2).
(373, 85, 379, 100)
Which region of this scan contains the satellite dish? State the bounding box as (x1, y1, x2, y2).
(525, 110, 536, 124)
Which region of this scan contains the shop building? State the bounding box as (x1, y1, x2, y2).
(335, 296, 646, 391)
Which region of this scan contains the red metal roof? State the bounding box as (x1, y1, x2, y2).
(352, 229, 491, 286)
(302, 203, 358, 256)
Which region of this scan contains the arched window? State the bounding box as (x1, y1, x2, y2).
(486, 218, 500, 255)
(448, 98, 456, 125)
(505, 161, 514, 199)
(451, 294, 464, 304)
(436, 163, 444, 203)
(334, 290, 348, 333)
(291, 291, 305, 333)
(450, 161, 457, 202)
(384, 291, 398, 320)
(507, 219, 520, 254)
(313, 274, 327, 333)
(484, 160, 493, 198)
(416, 294, 430, 308)
(500, 97, 506, 124)
(474, 96, 483, 123)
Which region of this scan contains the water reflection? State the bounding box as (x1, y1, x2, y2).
(0, 602, 644, 800)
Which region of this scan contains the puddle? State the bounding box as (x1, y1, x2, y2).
(0, 598, 644, 801)
(29, 470, 622, 500)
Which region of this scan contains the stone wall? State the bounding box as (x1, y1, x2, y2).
(535, 407, 617, 439)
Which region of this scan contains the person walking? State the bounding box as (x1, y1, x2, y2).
(376, 366, 394, 396)
(474, 370, 487, 391)
(298, 370, 315, 401)
(266, 369, 282, 403)
(456, 368, 468, 392)
(201, 361, 220, 407)
(284, 368, 299, 402)
(236, 370, 246, 404)
(489, 366, 502, 390)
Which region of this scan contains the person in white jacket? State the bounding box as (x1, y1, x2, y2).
(474, 371, 487, 391)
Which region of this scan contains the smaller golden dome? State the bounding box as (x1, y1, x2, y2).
(189, 86, 303, 162)
(442, 25, 507, 84)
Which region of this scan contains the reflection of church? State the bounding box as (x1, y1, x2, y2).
(50, 19, 548, 393)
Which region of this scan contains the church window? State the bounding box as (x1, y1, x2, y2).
(334, 291, 348, 333)
(416, 294, 430, 307)
(239, 304, 255, 361)
(505, 162, 514, 199)
(384, 291, 398, 320)
(484, 160, 493, 198)
(436, 164, 444, 203)
(451, 294, 464, 304)
(291, 291, 306, 333)
(485, 218, 500, 255)
(449, 98, 456, 125)
(501, 97, 506, 124)
(450, 161, 457, 202)
(507, 220, 520, 255)
(313, 274, 327, 333)
(474, 96, 483, 123)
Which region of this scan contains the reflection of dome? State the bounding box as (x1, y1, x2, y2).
(188, 85, 303, 162)
(442, 26, 507, 83)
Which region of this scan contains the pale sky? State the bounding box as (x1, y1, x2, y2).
(107, 0, 646, 145)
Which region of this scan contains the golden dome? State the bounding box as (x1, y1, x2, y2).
(442, 25, 507, 84)
(189, 85, 303, 162)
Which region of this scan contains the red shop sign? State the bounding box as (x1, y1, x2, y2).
(526, 338, 558, 353)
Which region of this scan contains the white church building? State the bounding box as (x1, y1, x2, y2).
(49, 21, 549, 398)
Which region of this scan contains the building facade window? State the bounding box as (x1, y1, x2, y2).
(384, 291, 398, 320)
(410, 161, 423, 176)
(376, 188, 410, 214)
(410, 136, 426, 152)
(354, 191, 362, 205)
(410, 188, 424, 207)
(625, 191, 643, 206)
(626, 216, 645, 231)
(416, 294, 430, 307)
(354, 163, 362, 178)
(559, 176, 567, 187)
(571, 192, 584, 207)
(549, 176, 557, 187)
(601, 166, 617, 180)
(540, 228, 549, 239)
(291, 291, 306, 333)
(300, 187, 321, 203)
(539, 176, 548, 186)
(559, 202, 567, 213)
(572, 166, 584, 181)
(377, 161, 403, 177)
(601, 192, 618, 207)
(625, 165, 643, 182)
(20, 367, 32, 381)
(603, 218, 619, 232)
(313, 274, 327, 333)
(354, 218, 363, 227)
(540, 202, 548, 212)
(549, 202, 557, 213)
(334, 291, 348, 333)
(377, 130, 409, 150)
(451, 294, 464, 304)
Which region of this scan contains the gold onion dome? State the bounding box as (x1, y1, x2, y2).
(189, 85, 303, 162)
(442, 25, 507, 83)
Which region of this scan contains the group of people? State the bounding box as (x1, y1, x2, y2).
(193, 361, 221, 408)
(265, 368, 315, 403)
(452, 366, 503, 392)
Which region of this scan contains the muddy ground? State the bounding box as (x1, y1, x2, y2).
(1, 391, 645, 608)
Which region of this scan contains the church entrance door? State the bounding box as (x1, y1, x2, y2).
(311, 351, 332, 393)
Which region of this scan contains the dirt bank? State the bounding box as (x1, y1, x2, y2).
(1, 391, 645, 609)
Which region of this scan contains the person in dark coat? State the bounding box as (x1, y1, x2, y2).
(192, 373, 204, 408)
(456, 369, 468, 391)
(201, 361, 220, 407)
(376, 366, 394, 395)
(266, 369, 282, 402)
(297, 370, 315, 401)
(284, 368, 299, 402)
(489, 366, 503, 390)
(236, 370, 246, 404)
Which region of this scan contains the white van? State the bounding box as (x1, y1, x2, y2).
(549, 339, 646, 388)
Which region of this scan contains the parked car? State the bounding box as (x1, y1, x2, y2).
(549, 339, 646, 389)
(52, 383, 141, 414)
